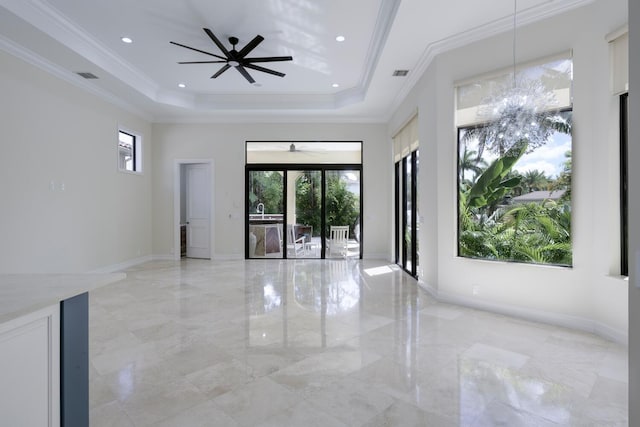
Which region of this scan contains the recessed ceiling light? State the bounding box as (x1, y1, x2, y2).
(121, 37, 133, 44)
(335, 35, 345, 42)
(332, 83, 340, 88)
(177, 83, 186, 88)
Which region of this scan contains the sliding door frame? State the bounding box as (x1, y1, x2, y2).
(621, 93, 629, 276)
(395, 149, 419, 278)
(245, 163, 363, 259)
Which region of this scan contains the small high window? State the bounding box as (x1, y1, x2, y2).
(118, 129, 142, 173)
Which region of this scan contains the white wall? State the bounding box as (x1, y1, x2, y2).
(389, 0, 628, 342)
(0, 50, 153, 273)
(151, 122, 390, 260)
(627, 0, 638, 421)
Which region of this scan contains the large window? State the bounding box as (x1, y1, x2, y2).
(456, 55, 573, 266)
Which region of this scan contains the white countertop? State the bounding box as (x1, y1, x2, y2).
(0, 273, 126, 324)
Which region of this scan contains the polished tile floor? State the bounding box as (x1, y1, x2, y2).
(89, 259, 628, 426)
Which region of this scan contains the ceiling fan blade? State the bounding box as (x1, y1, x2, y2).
(169, 41, 227, 60)
(244, 56, 293, 63)
(237, 35, 264, 58)
(178, 61, 228, 64)
(203, 28, 230, 57)
(244, 63, 285, 78)
(235, 66, 255, 83)
(211, 64, 231, 79)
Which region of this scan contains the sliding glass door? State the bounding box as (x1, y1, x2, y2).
(246, 141, 362, 260)
(325, 170, 361, 259)
(247, 170, 284, 258)
(288, 170, 321, 258)
(246, 165, 362, 259)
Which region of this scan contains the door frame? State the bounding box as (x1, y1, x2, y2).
(174, 159, 215, 260)
(395, 150, 418, 277)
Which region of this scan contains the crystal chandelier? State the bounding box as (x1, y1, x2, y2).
(476, 0, 560, 156)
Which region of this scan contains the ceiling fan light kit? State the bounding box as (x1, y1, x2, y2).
(170, 28, 293, 84)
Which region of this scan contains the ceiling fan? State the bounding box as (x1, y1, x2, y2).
(288, 143, 323, 156)
(170, 28, 293, 84)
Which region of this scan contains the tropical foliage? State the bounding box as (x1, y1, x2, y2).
(248, 171, 283, 214)
(296, 172, 360, 238)
(249, 170, 360, 239)
(458, 110, 573, 266)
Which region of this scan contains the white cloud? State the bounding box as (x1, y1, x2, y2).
(461, 130, 571, 178)
(516, 135, 571, 177)
(514, 160, 558, 177)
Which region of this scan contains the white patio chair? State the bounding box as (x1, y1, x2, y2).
(286, 224, 306, 257)
(327, 226, 349, 258)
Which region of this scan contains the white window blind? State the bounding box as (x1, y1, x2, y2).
(455, 52, 573, 127)
(607, 26, 628, 95)
(393, 115, 418, 162)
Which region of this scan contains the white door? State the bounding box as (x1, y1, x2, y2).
(185, 164, 210, 259)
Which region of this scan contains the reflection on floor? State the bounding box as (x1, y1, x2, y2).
(250, 237, 360, 259)
(89, 259, 628, 426)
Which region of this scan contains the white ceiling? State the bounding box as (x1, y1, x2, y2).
(0, 0, 593, 122)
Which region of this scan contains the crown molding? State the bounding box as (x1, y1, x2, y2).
(0, 0, 160, 100)
(0, 34, 153, 121)
(1, 0, 399, 113)
(2, 0, 592, 121)
(384, 0, 596, 120)
(151, 111, 388, 124)
(0, 34, 387, 124)
(336, 0, 401, 107)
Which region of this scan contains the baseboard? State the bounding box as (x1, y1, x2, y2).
(363, 252, 392, 260)
(214, 253, 244, 261)
(152, 254, 176, 261)
(594, 320, 628, 345)
(88, 255, 153, 274)
(152, 253, 244, 261)
(417, 282, 628, 346)
(417, 278, 438, 297)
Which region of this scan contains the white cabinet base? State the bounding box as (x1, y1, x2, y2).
(0, 305, 60, 427)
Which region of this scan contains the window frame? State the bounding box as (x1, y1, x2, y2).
(244, 140, 363, 260)
(395, 148, 419, 278)
(118, 128, 143, 174)
(456, 108, 573, 267)
(620, 93, 629, 276)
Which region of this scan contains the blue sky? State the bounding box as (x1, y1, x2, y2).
(513, 132, 571, 178)
(461, 130, 571, 181)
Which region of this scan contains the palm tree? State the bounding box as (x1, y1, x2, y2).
(459, 146, 487, 186)
(501, 200, 572, 265)
(460, 108, 572, 159)
(552, 151, 572, 201)
(458, 105, 573, 266)
(521, 169, 550, 193)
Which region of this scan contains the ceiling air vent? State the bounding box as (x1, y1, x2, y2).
(75, 72, 98, 79)
(392, 69, 409, 77)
